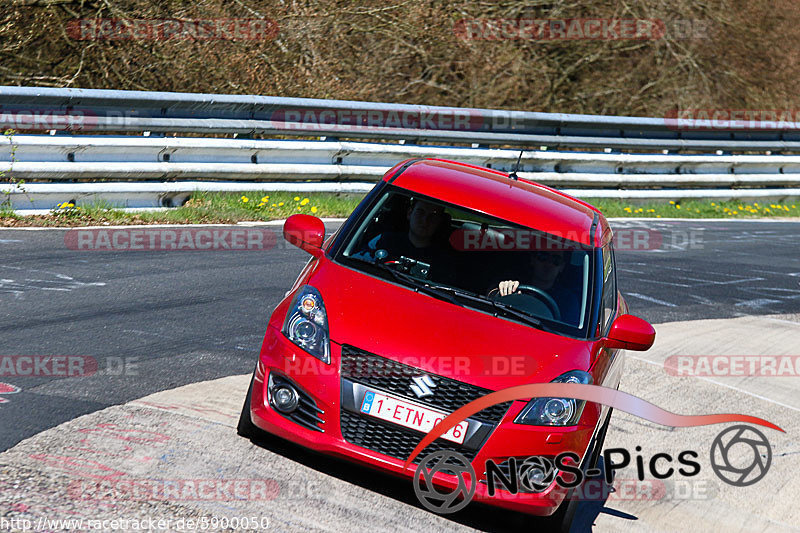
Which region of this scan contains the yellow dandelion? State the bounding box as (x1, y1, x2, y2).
(676, 205, 681, 209)
(648, 209, 655, 213)
(733, 211, 738, 214)
(271, 203, 276, 207)
(293, 196, 300, 202)
(738, 205, 744, 210)
(311, 206, 318, 213)
(278, 202, 284, 207)
(297, 206, 302, 211)
(765, 208, 771, 213)
(241, 196, 249, 203)
(261, 196, 269, 203)
(300, 198, 310, 206)
(710, 202, 716, 206)
(656, 215, 662, 218)
(669, 201, 675, 205)
(623, 207, 632, 212)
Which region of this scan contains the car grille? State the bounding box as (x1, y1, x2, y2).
(340, 345, 511, 425)
(340, 410, 476, 464)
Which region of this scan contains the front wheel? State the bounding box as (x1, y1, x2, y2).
(588, 408, 613, 472)
(237, 370, 263, 439)
(544, 486, 580, 533)
(541, 408, 613, 532)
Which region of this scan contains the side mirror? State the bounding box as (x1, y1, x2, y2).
(284, 214, 325, 257)
(604, 314, 655, 351)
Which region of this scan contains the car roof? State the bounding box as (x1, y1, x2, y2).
(385, 158, 607, 247)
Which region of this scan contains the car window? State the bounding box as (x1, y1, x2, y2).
(335, 187, 595, 337)
(600, 244, 616, 333)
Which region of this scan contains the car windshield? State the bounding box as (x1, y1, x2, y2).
(334, 188, 595, 337)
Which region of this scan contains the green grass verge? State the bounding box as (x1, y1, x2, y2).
(0, 192, 365, 227)
(1, 193, 798, 227)
(583, 199, 800, 218)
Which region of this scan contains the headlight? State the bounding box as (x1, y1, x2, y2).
(282, 285, 331, 364)
(514, 370, 592, 426)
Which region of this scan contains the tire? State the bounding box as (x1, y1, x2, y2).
(542, 408, 613, 532)
(237, 370, 261, 439)
(545, 486, 580, 533)
(588, 408, 613, 472)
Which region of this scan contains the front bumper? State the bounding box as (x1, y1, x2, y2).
(249, 325, 597, 516)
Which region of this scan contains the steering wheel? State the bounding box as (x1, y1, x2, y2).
(489, 284, 561, 321)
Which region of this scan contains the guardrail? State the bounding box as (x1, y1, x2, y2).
(4, 86, 800, 151)
(1, 86, 800, 208)
(3, 135, 800, 208)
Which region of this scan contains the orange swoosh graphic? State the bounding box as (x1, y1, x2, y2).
(403, 383, 784, 468)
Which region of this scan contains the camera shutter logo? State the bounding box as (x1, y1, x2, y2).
(0, 382, 21, 404)
(517, 456, 557, 492)
(413, 450, 475, 513)
(710, 425, 772, 487)
(410, 375, 437, 399)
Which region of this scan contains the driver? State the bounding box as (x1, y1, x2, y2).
(495, 250, 581, 322)
(355, 198, 452, 269)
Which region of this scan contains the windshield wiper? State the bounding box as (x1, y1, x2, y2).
(348, 257, 462, 307)
(488, 299, 548, 329)
(428, 285, 545, 329)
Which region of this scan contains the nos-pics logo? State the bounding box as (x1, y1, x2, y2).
(413, 424, 773, 513)
(405, 384, 781, 514)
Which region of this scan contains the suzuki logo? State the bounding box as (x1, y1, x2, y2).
(410, 375, 437, 399)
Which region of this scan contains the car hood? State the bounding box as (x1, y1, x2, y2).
(309, 259, 593, 391)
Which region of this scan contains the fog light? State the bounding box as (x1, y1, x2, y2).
(272, 385, 299, 413)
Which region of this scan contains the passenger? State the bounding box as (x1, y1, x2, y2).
(355, 198, 451, 268)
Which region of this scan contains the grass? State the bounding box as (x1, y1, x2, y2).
(0, 192, 364, 227)
(585, 199, 800, 218)
(1, 193, 798, 227)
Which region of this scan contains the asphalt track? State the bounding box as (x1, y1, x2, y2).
(1, 219, 799, 531)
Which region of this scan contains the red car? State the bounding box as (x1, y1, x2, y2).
(238, 158, 655, 530)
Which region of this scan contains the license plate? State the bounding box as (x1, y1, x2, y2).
(359, 390, 469, 445)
